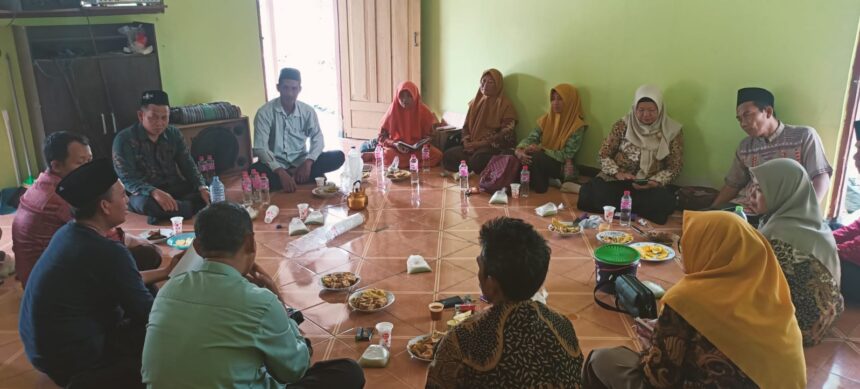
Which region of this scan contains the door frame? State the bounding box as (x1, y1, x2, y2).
(828, 26, 860, 220)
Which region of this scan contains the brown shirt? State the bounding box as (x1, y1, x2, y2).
(598, 120, 684, 185)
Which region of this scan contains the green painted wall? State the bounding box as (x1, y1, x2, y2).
(422, 0, 860, 187)
(0, 0, 266, 188)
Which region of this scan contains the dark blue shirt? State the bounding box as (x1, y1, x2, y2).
(19, 222, 154, 383)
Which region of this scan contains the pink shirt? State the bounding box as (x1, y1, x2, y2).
(13, 171, 128, 288)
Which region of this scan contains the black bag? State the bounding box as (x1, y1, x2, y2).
(593, 274, 658, 319)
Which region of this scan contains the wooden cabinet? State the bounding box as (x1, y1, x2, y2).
(14, 22, 162, 163)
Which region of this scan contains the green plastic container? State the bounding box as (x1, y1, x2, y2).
(593, 244, 641, 293)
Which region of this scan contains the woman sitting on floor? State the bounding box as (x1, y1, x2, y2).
(583, 211, 806, 389)
(514, 83, 587, 193)
(577, 85, 683, 224)
(427, 217, 583, 389)
(442, 68, 517, 174)
(362, 81, 442, 169)
(749, 158, 844, 346)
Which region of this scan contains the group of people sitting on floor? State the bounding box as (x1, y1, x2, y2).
(2, 64, 857, 387)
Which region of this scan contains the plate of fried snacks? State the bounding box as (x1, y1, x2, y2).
(629, 242, 675, 262)
(407, 331, 447, 362)
(548, 218, 582, 236)
(320, 272, 361, 291)
(386, 170, 411, 182)
(312, 184, 341, 198)
(348, 288, 395, 312)
(596, 230, 634, 245)
(167, 232, 195, 250)
(140, 228, 174, 244)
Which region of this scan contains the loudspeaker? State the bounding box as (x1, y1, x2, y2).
(176, 117, 252, 176)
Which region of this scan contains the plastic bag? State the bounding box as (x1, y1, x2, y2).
(406, 255, 432, 274)
(489, 189, 508, 205)
(358, 344, 390, 368)
(535, 202, 561, 217)
(531, 287, 549, 304)
(288, 218, 309, 236)
(305, 210, 325, 225)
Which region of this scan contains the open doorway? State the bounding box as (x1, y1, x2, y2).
(258, 0, 342, 146)
(828, 28, 860, 225)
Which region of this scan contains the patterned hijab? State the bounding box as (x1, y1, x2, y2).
(751, 158, 840, 284)
(622, 85, 682, 178)
(380, 81, 437, 144)
(537, 84, 586, 150)
(464, 69, 517, 142)
(664, 211, 806, 389)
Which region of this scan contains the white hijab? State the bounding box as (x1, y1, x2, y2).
(622, 85, 682, 179)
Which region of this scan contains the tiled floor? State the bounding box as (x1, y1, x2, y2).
(0, 164, 859, 388)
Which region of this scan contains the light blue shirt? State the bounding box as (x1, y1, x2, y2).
(253, 98, 325, 170)
(142, 261, 310, 388)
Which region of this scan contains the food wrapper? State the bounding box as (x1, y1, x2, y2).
(305, 210, 325, 225)
(288, 217, 309, 236)
(358, 344, 390, 368)
(406, 255, 432, 274)
(531, 287, 549, 304)
(535, 202, 561, 217)
(489, 189, 508, 205)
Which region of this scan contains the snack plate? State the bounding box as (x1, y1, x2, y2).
(348, 289, 396, 312)
(319, 272, 362, 292)
(629, 242, 676, 262)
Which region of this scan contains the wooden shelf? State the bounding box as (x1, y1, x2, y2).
(0, 4, 165, 19)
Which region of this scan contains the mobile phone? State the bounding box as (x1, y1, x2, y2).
(286, 308, 304, 325)
(634, 179, 649, 185)
(436, 296, 464, 309)
(855, 120, 860, 141)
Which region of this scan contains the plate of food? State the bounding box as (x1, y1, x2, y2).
(407, 331, 447, 362)
(348, 288, 395, 312)
(166, 232, 195, 250)
(629, 242, 675, 262)
(596, 230, 634, 245)
(386, 170, 411, 182)
(319, 271, 361, 291)
(312, 184, 342, 198)
(548, 218, 581, 236)
(139, 228, 174, 244)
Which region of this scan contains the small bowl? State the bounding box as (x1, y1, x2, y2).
(166, 232, 196, 250)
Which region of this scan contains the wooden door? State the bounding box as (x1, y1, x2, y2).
(98, 55, 162, 131)
(336, 0, 421, 139)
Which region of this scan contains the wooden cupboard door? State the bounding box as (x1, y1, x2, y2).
(336, 0, 420, 139)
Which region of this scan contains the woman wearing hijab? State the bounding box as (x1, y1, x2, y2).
(442, 69, 518, 174)
(362, 81, 442, 169)
(583, 211, 806, 389)
(749, 158, 844, 346)
(577, 85, 683, 225)
(515, 84, 587, 193)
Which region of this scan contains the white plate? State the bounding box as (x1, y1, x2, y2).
(138, 228, 175, 244)
(406, 334, 438, 362)
(312, 186, 342, 198)
(547, 221, 581, 236)
(596, 230, 634, 245)
(629, 242, 676, 262)
(318, 272, 362, 292)
(386, 170, 411, 182)
(348, 289, 396, 312)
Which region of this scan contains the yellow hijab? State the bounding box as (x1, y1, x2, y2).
(537, 84, 586, 150)
(664, 211, 806, 388)
(464, 69, 517, 142)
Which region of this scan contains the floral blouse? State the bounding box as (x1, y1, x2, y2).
(598, 120, 684, 185)
(642, 306, 757, 388)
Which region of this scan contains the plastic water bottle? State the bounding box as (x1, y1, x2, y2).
(421, 144, 431, 172)
(209, 176, 226, 203)
(520, 165, 530, 197)
(619, 190, 633, 226)
(374, 144, 384, 164)
(347, 146, 362, 183)
(250, 169, 261, 205)
(458, 160, 469, 191)
(734, 205, 748, 222)
(410, 154, 419, 184)
(241, 172, 253, 206)
(259, 173, 270, 206)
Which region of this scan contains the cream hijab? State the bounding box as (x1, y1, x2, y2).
(751, 158, 841, 284)
(622, 85, 682, 178)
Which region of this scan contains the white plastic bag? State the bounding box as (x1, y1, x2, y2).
(288, 217, 309, 236)
(489, 189, 508, 205)
(531, 287, 548, 304)
(358, 344, 390, 368)
(406, 255, 432, 274)
(305, 210, 325, 225)
(535, 202, 561, 217)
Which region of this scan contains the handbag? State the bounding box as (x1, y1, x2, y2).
(479, 155, 520, 193)
(593, 274, 658, 319)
